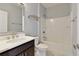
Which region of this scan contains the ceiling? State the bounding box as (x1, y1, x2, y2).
(42, 3, 64, 8)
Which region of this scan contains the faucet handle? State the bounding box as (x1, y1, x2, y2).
(12, 35, 15, 39)
(6, 37, 10, 39)
(16, 35, 19, 37)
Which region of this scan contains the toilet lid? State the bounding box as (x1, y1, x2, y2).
(37, 43, 48, 48)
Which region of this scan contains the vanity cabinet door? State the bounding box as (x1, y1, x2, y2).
(17, 52, 25, 56)
(26, 46, 34, 56)
(18, 46, 34, 56)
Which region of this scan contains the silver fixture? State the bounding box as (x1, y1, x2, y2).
(73, 44, 79, 49)
(20, 3, 24, 5)
(72, 16, 77, 22)
(12, 23, 22, 25)
(17, 3, 24, 7)
(28, 15, 40, 21)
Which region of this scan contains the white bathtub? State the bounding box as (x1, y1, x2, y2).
(43, 41, 73, 56)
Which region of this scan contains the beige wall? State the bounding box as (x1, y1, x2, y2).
(46, 4, 71, 18)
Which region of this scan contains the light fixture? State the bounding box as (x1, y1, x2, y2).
(50, 19, 54, 22)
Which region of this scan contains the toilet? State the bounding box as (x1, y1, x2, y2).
(35, 37, 48, 56)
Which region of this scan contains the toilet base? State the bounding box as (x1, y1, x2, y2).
(35, 43, 48, 56)
(35, 49, 46, 56)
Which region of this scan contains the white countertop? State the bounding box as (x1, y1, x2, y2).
(0, 36, 36, 53)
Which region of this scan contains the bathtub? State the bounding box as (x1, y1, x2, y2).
(43, 41, 73, 56)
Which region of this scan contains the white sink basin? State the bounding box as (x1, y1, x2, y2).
(6, 37, 29, 43)
(0, 39, 9, 44)
(6, 39, 22, 43)
(0, 36, 35, 44)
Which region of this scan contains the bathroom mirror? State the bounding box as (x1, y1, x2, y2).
(0, 3, 39, 37)
(0, 3, 23, 33)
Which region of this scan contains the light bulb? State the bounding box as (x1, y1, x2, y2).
(50, 19, 54, 22)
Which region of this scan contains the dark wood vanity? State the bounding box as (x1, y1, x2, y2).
(0, 40, 34, 56)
